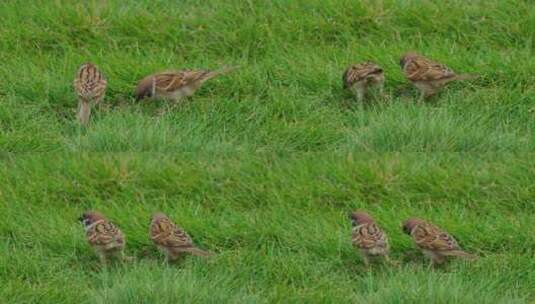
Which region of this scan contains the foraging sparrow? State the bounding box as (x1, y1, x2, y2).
(149, 212, 212, 262)
(343, 62, 384, 102)
(79, 211, 127, 265)
(134, 66, 236, 102)
(400, 52, 476, 101)
(403, 218, 477, 266)
(350, 211, 391, 266)
(73, 63, 107, 125)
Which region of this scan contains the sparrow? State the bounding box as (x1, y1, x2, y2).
(400, 52, 476, 101)
(134, 66, 237, 102)
(403, 218, 477, 266)
(343, 61, 384, 102)
(78, 211, 127, 265)
(73, 63, 107, 125)
(350, 211, 391, 266)
(149, 212, 212, 262)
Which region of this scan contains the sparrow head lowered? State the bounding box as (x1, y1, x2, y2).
(79, 211, 106, 227)
(402, 218, 424, 234)
(349, 211, 374, 226)
(399, 52, 420, 68)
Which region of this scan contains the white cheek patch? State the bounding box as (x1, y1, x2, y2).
(83, 219, 93, 232)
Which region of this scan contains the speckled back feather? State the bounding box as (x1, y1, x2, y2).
(401, 55, 457, 82)
(86, 220, 125, 250)
(409, 221, 461, 252)
(73, 63, 107, 102)
(150, 215, 194, 249)
(352, 222, 389, 252)
(135, 66, 237, 101)
(343, 62, 383, 88)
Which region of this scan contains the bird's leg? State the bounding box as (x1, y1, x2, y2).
(98, 252, 108, 266)
(429, 253, 445, 269)
(356, 87, 366, 103)
(77, 99, 91, 125)
(164, 252, 173, 265)
(418, 90, 426, 104)
(119, 250, 133, 263)
(157, 97, 182, 116)
(164, 251, 182, 265)
(384, 255, 395, 266)
(427, 259, 435, 270)
(378, 82, 385, 100)
(362, 254, 370, 269)
(422, 86, 438, 102)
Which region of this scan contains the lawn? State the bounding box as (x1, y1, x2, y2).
(0, 0, 534, 303)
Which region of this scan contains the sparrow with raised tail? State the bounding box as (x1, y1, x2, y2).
(400, 52, 476, 101)
(73, 63, 107, 125)
(350, 211, 391, 266)
(134, 66, 237, 102)
(79, 211, 128, 265)
(149, 212, 212, 262)
(343, 62, 384, 102)
(403, 218, 477, 266)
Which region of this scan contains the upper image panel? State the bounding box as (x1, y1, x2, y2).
(0, 0, 533, 152)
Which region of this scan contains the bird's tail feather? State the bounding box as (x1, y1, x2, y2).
(78, 100, 91, 126)
(200, 65, 239, 81)
(215, 65, 239, 75)
(443, 250, 478, 260)
(454, 73, 477, 81)
(185, 247, 214, 257)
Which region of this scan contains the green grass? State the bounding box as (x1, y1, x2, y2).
(1, 154, 534, 303)
(1, 0, 534, 152)
(1, 0, 534, 303)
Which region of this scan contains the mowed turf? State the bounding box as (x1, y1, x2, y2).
(0, 0, 534, 303)
(0, 0, 534, 152)
(1, 154, 534, 303)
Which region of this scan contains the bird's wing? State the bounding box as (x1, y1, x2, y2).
(405, 56, 456, 82)
(343, 62, 383, 87)
(352, 223, 388, 249)
(152, 72, 188, 92)
(154, 70, 214, 92)
(88, 221, 123, 247)
(412, 222, 460, 251)
(73, 70, 107, 100)
(150, 218, 193, 248)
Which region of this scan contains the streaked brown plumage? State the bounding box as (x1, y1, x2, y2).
(343, 62, 384, 102)
(79, 211, 126, 265)
(350, 211, 391, 266)
(134, 66, 237, 102)
(73, 63, 107, 125)
(149, 212, 212, 262)
(400, 52, 476, 101)
(403, 218, 477, 266)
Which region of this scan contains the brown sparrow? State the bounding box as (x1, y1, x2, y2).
(73, 63, 107, 125)
(134, 66, 236, 102)
(149, 212, 212, 262)
(343, 62, 384, 102)
(400, 52, 476, 101)
(350, 211, 391, 266)
(79, 211, 127, 265)
(403, 218, 477, 266)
